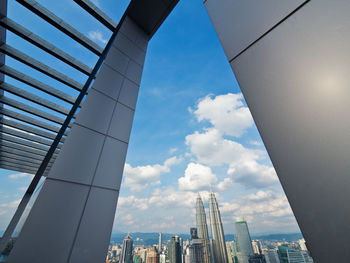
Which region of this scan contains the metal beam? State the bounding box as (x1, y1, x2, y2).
(0, 163, 37, 174)
(1, 133, 55, 153)
(0, 17, 92, 75)
(0, 43, 84, 91)
(0, 65, 76, 104)
(0, 96, 68, 125)
(0, 140, 56, 158)
(16, 0, 104, 55)
(0, 145, 56, 165)
(0, 118, 61, 141)
(0, 108, 66, 135)
(0, 157, 43, 170)
(1, 82, 70, 115)
(0, 151, 50, 166)
(1, 126, 61, 148)
(73, 0, 117, 31)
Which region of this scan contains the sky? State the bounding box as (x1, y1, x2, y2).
(0, 0, 301, 236)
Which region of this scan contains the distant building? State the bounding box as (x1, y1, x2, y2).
(248, 254, 266, 263)
(120, 234, 133, 263)
(209, 191, 228, 263)
(226, 241, 233, 263)
(160, 253, 166, 263)
(159, 233, 163, 253)
(297, 239, 307, 251)
(147, 246, 160, 263)
(235, 218, 254, 263)
(263, 250, 280, 263)
(252, 240, 262, 255)
(196, 194, 211, 263)
(169, 236, 181, 263)
(278, 245, 313, 263)
(185, 227, 204, 263)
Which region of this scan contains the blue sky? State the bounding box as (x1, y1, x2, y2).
(0, 0, 301, 235)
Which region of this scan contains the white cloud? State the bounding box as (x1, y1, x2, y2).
(124, 156, 181, 192)
(216, 178, 234, 191)
(178, 163, 217, 191)
(118, 196, 149, 211)
(186, 106, 278, 189)
(88, 31, 107, 45)
(9, 173, 33, 180)
(219, 190, 297, 233)
(169, 147, 178, 154)
(185, 128, 259, 166)
(228, 160, 278, 189)
(193, 93, 254, 137)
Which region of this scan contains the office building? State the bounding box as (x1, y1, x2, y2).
(169, 236, 181, 263)
(264, 250, 280, 263)
(120, 234, 133, 263)
(235, 218, 254, 263)
(159, 233, 163, 253)
(252, 240, 262, 255)
(146, 246, 160, 263)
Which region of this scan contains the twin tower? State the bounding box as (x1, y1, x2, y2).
(196, 192, 228, 263)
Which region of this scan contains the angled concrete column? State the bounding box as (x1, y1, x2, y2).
(7, 16, 149, 263)
(205, 0, 350, 262)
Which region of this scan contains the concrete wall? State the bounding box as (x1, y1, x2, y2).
(7, 16, 149, 263)
(205, 0, 350, 262)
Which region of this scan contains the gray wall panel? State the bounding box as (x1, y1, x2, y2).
(7, 179, 90, 263)
(211, 0, 350, 262)
(204, 0, 307, 61)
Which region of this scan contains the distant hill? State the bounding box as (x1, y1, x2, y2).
(110, 232, 303, 246)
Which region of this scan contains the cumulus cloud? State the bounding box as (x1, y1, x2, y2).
(178, 163, 217, 191)
(185, 128, 259, 166)
(216, 178, 234, 191)
(193, 93, 254, 137)
(219, 190, 296, 233)
(124, 156, 181, 192)
(228, 160, 278, 189)
(118, 196, 149, 211)
(88, 31, 107, 44)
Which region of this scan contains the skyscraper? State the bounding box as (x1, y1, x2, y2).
(169, 236, 181, 263)
(147, 246, 160, 263)
(186, 227, 205, 263)
(159, 232, 163, 253)
(252, 240, 262, 255)
(235, 218, 254, 263)
(120, 234, 133, 263)
(209, 191, 228, 263)
(196, 194, 211, 263)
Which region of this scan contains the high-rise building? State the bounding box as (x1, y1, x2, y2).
(226, 242, 233, 263)
(160, 253, 166, 263)
(185, 227, 205, 263)
(252, 240, 262, 255)
(169, 236, 181, 263)
(147, 246, 160, 263)
(297, 239, 307, 252)
(159, 233, 163, 253)
(196, 194, 211, 263)
(120, 234, 133, 263)
(209, 191, 228, 263)
(235, 218, 254, 263)
(278, 246, 313, 263)
(264, 250, 280, 263)
(248, 254, 266, 263)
